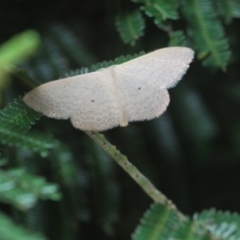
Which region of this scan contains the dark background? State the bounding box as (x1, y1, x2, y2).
(1, 0, 240, 239)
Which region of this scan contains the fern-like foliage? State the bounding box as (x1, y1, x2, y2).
(0, 96, 41, 129)
(134, 204, 240, 239)
(92, 52, 145, 70)
(216, 0, 240, 23)
(66, 51, 145, 79)
(132, 203, 211, 240)
(0, 211, 47, 240)
(183, 0, 231, 69)
(132, 0, 179, 24)
(0, 97, 59, 156)
(0, 120, 58, 157)
(1, 0, 239, 238)
(132, 203, 181, 240)
(92, 51, 144, 69)
(115, 10, 145, 46)
(0, 168, 61, 210)
(168, 30, 188, 46)
(194, 209, 240, 239)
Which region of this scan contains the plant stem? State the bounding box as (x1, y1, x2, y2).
(85, 131, 185, 218)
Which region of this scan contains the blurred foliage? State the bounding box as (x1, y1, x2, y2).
(0, 168, 61, 210)
(0, 30, 40, 91)
(134, 204, 240, 239)
(0, 30, 40, 68)
(115, 10, 145, 46)
(0, 0, 240, 239)
(0, 211, 46, 240)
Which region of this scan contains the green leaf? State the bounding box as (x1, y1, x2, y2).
(183, 0, 231, 69)
(132, 203, 211, 240)
(194, 209, 240, 239)
(115, 10, 145, 46)
(0, 96, 41, 129)
(132, 0, 179, 24)
(0, 120, 58, 157)
(168, 30, 188, 46)
(132, 204, 182, 240)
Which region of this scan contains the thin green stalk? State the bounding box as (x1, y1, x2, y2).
(85, 131, 186, 219)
